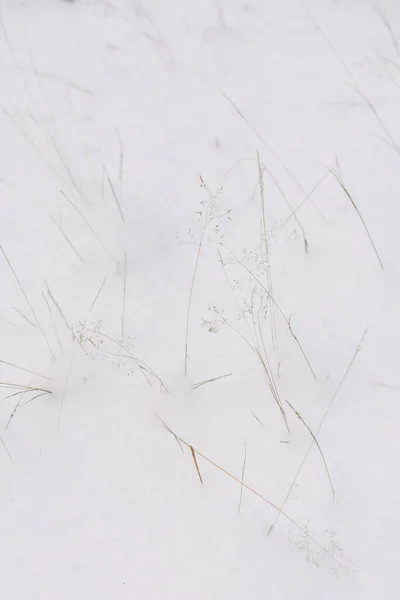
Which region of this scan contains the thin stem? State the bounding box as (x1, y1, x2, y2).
(0, 360, 49, 380)
(285, 399, 335, 500)
(192, 373, 232, 390)
(45, 281, 75, 339)
(330, 169, 384, 270)
(159, 417, 345, 570)
(61, 190, 117, 263)
(237, 442, 247, 514)
(224, 247, 316, 378)
(0, 246, 55, 359)
(122, 251, 127, 340)
(0, 435, 11, 460)
(42, 291, 64, 354)
(184, 192, 213, 374)
(104, 165, 125, 224)
(50, 216, 84, 263)
(219, 90, 307, 195)
(269, 327, 368, 534)
(257, 152, 277, 347)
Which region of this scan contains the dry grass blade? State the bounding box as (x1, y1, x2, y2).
(216, 311, 289, 431)
(184, 181, 213, 374)
(23, 391, 50, 405)
(13, 307, 35, 328)
(190, 446, 204, 484)
(1, 245, 55, 359)
(42, 291, 64, 354)
(6, 392, 25, 430)
(104, 165, 125, 224)
(375, 381, 400, 391)
(219, 90, 307, 195)
(0, 315, 19, 329)
(254, 346, 289, 431)
(192, 373, 232, 390)
(330, 169, 384, 270)
(1, 384, 52, 430)
(101, 165, 106, 203)
(216, 0, 226, 30)
(0, 360, 49, 380)
(116, 129, 124, 201)
(216, 250, 289, 429)
(6, 393, 25, 430)
(50, 216, 84, 263)
(157, 415, 184, 452)
(251, 411, 265, 426)
(0, 104, 63, 184)
(122, 251, 127, 340)
(60, 190, 117, 263)
(0, 382, 51, 393)
(84, 276, 107, 327)
(257, 151, 277, 347)
(0, 435, 11, 460)
(346, 83, 400, 156)
(279, 171, 330, 230)
(288, 316, 317, 380)
(261, 159, 309, 253)
(159, 417, 346, 570)
(58, 351, 75, 429)
(225, 248, 316, 379)
(0, 4, 12, 51)
(373, 2, 399, 56)
(44, 281, 75, 339)
(58, 275, 109, 428)
(269, 327, 368, 535)
(304, 8, 356, 84)
(1, 389, 29, 407)
(50, 135, 82, 196)
(237, 442, 247, 514)
(285, 399, 335, 500)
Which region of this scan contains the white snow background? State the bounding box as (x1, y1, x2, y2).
(1, 0, 400, 598)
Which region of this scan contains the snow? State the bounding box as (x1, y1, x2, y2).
(1, 0, 400, 597)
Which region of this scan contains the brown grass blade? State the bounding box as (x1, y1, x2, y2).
(190, 446, 204, 485)
(159, 417, 346, 570)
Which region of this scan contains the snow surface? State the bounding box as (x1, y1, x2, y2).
(1, 0, 400, 598)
